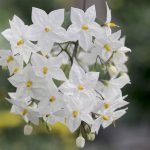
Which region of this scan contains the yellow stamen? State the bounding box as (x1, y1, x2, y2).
(72, 111, 78, 118)
(42, 66, 48, 75)
(22, 109, 28, 116)
(102, 115, 109, 121)
(17, 39, 24, 46)
(104, 44, 111, 52)
(49, 96, 56, 103)
(103, 103, 109, 109)
(6, 56, 14, 63)
(82, 25, 89, 31)
(105, 22, 118, 28)
(26, 80, 33, 88)
(13, 67, 20, 74)
(44, 27, 51, 32)
(78, 85, 84, 91)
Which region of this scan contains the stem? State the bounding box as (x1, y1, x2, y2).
(71, 41, 78, 65)
(57, 43, 73, 64)
(83, 0, 86, 11)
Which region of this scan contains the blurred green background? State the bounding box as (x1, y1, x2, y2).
(0, 0, 150, 150)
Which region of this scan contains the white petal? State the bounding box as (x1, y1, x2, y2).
(113, 109, 127, 120)
(32, 7, 48, 26)
(50, 68, 66, 81)
(85, 5, 96, 22)
(106, 2, 111, 23)
(69, 63, 85, 84)
(79, 32, 92, 51)
(49, 9, 64, 26)
(71, 7, 84, 25)
(67, 117, 81, 133)
(2, 29, 13, 41)
(80, 114, 94, 125)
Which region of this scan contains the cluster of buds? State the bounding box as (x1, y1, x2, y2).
(0, 3, 131, 148)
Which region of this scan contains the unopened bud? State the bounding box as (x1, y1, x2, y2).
(24, 124, 33, 136)
(87, 132, 95, 141)
(108, 65, 118, 77)
(76, 136, 85, 148)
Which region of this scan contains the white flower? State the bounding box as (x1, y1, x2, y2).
(8, 65, 49, 99)
(2, 16, 38, 63)
(94, 30, 122, 61)
(59, 63, 99, 95)
(29, 8, 66, 55)
(91, 108, 127, 133)
(37, 80, 65, 124)
(65, 93, 94, 132)
(31, 53, 66, 81)
(0, 50, 23, 75)
(96, 73, 130, 97)
(6, 93, 39, 125)
(104, 2, 119, 35)
(68, 5, 104, 50)
(76, 136, 85, 148)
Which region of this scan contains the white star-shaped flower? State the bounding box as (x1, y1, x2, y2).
(59, 63, 99, 95)
(29, 8, 66, 55)
(2, 16, 38, 63)
(31, 53, 66, 81)
(8, 65, 49, 99)
(68, 5, 104, 50)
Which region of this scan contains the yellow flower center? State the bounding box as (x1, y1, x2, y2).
(26, 80, 33, 88)
(103, 103, 109, 109)
(42, 66, 48, 75)
(105, 22, 118, 28)
(82, 25, 89, 31)
(44, 27, 51, 32)
(72, 111, 78, 118)
(104, 44, 111, 52)
(22, 109, 28, 116)
(6, 56, 14, 63)
(13, 67, 20, 74)
(102, 115, 109, 121)
(17, 39, 24, 46)
(49, 96, 56, 103)
(78, 85, 84, 91)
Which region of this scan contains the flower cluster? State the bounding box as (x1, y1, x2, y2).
(0, 3, 131, 148)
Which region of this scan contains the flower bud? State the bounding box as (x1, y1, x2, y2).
(87, 132, 95, 141)
(24, 124, 33, 136)
(76, 136, 85, 148)
(108, 65, 118, 77)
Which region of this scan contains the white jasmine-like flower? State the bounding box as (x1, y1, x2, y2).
(29, 8, 66, 55)
(0, 50, 23, 75)
(7, 93, 39, 125)
(68, 5, 104, 50)
(24, 124, 33, 135)
(2, 16, 38, 63)
(76, 136, 85, 148)
(91, 108, 127, 133)
(104, 2, 119, 35)
(65, 93, 94, 132)
(8, 65, 49, 99)
(96, 73, 130, 97)
(31, 53, 66, 81)
(59, 63, 99, 95)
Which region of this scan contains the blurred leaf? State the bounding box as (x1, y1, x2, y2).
(0, 111, 22, 128)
